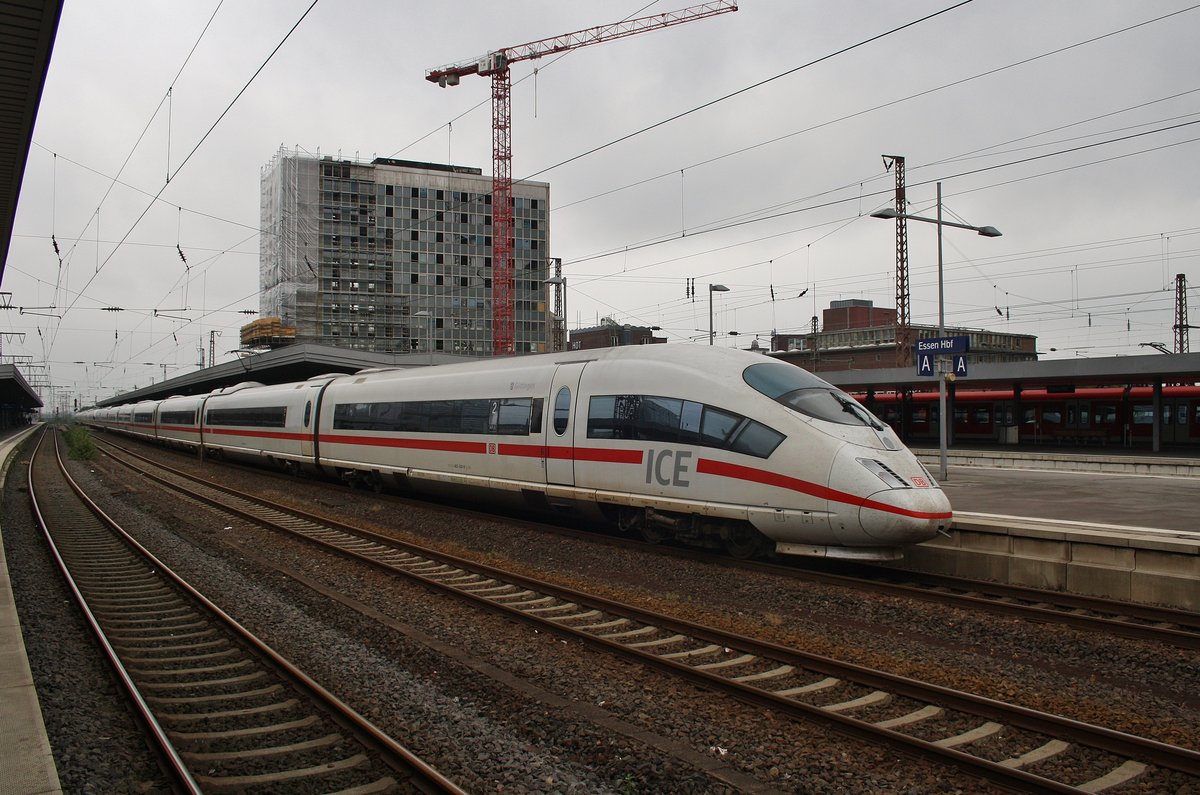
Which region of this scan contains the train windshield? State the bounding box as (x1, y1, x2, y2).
(743, 362, 885, 429)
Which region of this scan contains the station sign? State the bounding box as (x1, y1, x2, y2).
(916, 336, 970, 378)
(915, 335, 970, 354)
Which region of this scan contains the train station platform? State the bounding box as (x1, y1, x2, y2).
(0, 424, 61, 795)
(897, 447, 1200, 610)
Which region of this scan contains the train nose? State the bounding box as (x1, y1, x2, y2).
(830, 445, 951, 545)
(857, 486, 951, 544)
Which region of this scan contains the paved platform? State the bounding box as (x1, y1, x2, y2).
(0, 424, 61, 795)
(935, 460, 1199, 534)
(900, 447, 1200, 608)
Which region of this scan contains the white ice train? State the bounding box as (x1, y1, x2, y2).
(79, 345, 951, 560)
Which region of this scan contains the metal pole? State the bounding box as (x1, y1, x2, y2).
(562, 277, 568, 351)
(937, 182, 948, 482)
(708, 286, 714, 345)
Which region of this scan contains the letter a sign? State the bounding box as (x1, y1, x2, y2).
(917, 353, 934, 377)
(954, 354, 968, 377)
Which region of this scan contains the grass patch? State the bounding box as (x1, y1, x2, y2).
(64, 425, 97, 460)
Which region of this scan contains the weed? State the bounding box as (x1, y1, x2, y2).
(64, 425, 96, 460)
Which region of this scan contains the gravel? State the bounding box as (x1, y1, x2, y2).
(8, 430, 1199, 793)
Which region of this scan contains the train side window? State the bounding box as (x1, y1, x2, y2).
(636, 396, 684, 442)
(700, 407, 741, 446)
(1179, 404, 1189, 426)
(491, 398, 533, 435)
(1194, 404, 1200, 426)
(729, 420, 785, 458)
(530, 398, 544, 434)
(1132, 405, 1153, 425)
(1096, 404, 1116, 424)
(1163, 404, 1173, 426)
(553, 386, 571, 435)
(680, 400, 703, 436)
(304, 401, 312, 428)
(973, 407, 990, 424)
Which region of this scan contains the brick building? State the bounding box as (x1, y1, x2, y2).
(772, 299, 1036, 373)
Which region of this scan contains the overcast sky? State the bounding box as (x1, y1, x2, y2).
(6, 0, 1199, 405)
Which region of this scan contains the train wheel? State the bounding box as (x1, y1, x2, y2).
(640, 524, 670, 545)
(723, 524, 767, 559)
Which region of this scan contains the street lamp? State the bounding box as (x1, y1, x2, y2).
(708, 284, 730, 345)
(544, 274, 567, 351)
(413, 310, 434, 366)
(870, 182, 1001, 482)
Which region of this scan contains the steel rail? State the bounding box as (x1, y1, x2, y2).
(41, 429, 465, 794)
(28, 428, 202, 793)
(99, 431, 1200, 650)
(95, 436, 1200, 794)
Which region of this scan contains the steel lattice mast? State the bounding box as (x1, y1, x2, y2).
(1176, 273, 1189, 354)
(882, 155, 911, 367)
(427, 2, 737, 355)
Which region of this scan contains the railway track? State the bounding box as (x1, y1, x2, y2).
(105, 430, 1200, 651)
(92, 434, 1200, 793)
(31, 428, 464, 794)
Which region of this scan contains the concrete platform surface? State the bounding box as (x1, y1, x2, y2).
(0, 424, 61, 795)
(939, 465, 1199, 535)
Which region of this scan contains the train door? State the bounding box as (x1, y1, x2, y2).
(300, 383, 323, 458)
(1165, 400, 1186, 445)
(546, 362, 586, 486)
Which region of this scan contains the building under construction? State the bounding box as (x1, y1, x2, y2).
(258, 147, 552, 356)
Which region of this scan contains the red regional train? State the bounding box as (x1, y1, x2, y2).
(865, 385, 1200, 448)
(77, 345, 951, 561)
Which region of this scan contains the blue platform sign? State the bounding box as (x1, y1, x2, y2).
(954, 354, 968, 377)
(916, 335, 970, 354)
(917, 352, 935, 377)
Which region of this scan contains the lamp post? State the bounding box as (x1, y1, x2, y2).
(708, 284, 729, 345)
(870, 182, 1001, 481)
(413, 310, 434, 366)
(543, 275, 567, 351)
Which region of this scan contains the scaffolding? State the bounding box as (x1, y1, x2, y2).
(261, 147, 321, 343)
(258, 147, 552, 357)
(240, 316, 297, 349)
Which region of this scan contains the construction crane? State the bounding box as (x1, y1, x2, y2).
(426, 1, 738, 355)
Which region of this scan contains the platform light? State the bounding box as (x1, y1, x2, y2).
(709, 284, 730, 346)
(871, 183, 1002, 481)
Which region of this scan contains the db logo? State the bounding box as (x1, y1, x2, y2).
(911, 476, 929, 488)
(488, 443, 497, 454)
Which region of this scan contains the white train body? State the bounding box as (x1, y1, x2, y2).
(79, 346, 951, 560)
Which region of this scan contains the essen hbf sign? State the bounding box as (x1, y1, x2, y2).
(915, 336, 970, 378)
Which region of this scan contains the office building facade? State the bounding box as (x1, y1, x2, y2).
(259, 147, 551, 356)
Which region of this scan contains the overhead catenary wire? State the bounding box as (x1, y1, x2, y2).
(23, 1, 1195, 391)
(49, 0, 321, 357)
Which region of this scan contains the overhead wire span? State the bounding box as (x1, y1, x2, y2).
(51, 0, 321, 355)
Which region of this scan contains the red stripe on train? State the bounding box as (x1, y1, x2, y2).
(696, 458, 952, 520)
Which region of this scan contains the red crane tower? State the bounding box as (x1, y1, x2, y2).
(426, 2, 738, 355)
